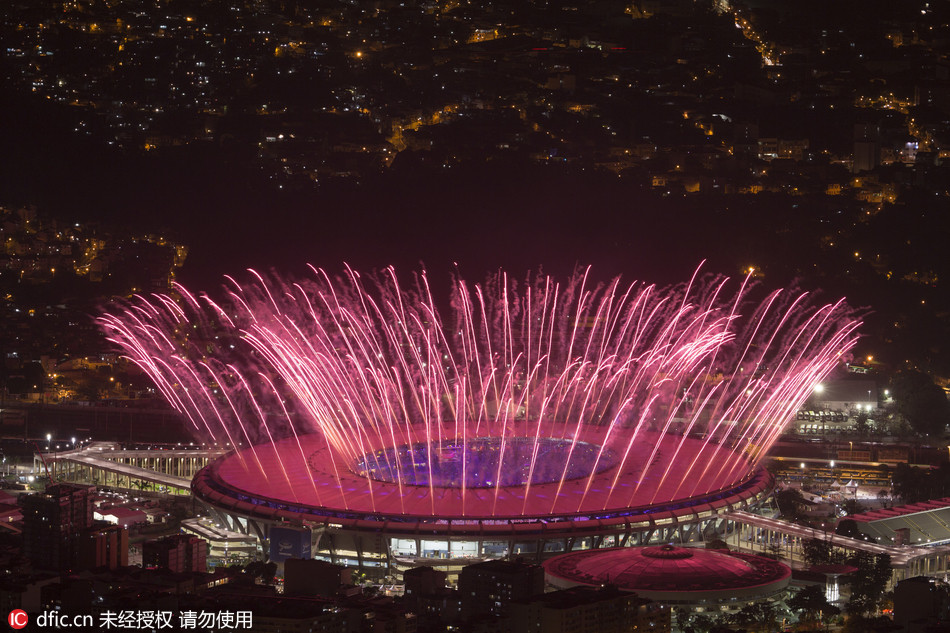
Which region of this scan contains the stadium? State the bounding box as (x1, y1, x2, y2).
(100, 266, 858, 577)
(192, 431, 775, 576)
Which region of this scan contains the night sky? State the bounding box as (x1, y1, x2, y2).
(2, 0, 949, 371)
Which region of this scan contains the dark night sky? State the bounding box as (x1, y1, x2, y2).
(1, 88, 736, 291)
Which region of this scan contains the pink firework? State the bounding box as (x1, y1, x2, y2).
(99, 265, 859, 516)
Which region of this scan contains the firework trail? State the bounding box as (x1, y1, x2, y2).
(99, 265, 859, 515)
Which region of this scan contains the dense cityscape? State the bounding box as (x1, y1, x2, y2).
(2, 0, 950, 631)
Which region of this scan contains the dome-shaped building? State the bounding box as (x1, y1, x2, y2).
(543, 545, 791, 609)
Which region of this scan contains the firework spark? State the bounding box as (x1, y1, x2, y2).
(100, 265, 859, 516)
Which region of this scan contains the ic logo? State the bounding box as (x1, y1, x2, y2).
(8, 610, 28, 629)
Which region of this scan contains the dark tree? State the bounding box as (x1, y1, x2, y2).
(775, 488, 808, 523)
(802, 537, 835, 566)
(262, 561, 278, 584)
(877, 489, 891, 508)
(787, 585, 840, 623)
(845, 552, 891, 616)
(854, 412, 870, 435)
(891, 370, 950, 437)
(892, 462, 950, 503)
(836, 518, 864, 540)
(840, 499, 865, 517)
(842, 615, 902, 633)
(677, 613, 725, 633)
(892, 462, 926, 502)
(725, 602, 778, 633)
(6, 361, 45, 395)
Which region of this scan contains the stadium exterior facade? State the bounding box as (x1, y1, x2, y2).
(192, 433, 775, 578)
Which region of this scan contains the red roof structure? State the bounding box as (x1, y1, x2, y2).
(846, 498, 950, 545)
(543, 545, 791, 604)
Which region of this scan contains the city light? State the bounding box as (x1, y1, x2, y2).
(0, 0, 943, 621)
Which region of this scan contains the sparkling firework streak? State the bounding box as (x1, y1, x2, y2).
(99, 266, 859, 516)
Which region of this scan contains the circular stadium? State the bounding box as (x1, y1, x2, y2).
(101, 266, 859, 576)
(543, 544, 792, 608)
(191, 426, 774, 575)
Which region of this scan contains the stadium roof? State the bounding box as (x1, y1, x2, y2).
(849, 498, 950, 546)
(543, 545, 791, 604)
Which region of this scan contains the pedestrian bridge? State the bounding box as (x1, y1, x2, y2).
(724, 509, 950, 581)
(41, 444, 228, 495)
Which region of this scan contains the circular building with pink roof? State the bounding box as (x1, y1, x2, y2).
(100, 267, 858, 579)
(543, 545, 791, 607)
(192, 432, 774, 578)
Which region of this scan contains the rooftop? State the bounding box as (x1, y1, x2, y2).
(544, 545, 791, 597)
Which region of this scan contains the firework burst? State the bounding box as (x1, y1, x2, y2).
(100, 265, 859, 516)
